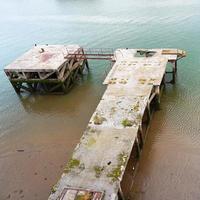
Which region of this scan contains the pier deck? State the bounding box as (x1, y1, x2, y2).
(4, 45, 88, 93)
(48, 48, 186, 200)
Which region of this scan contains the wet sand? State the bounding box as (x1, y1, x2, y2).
(0, 78, 106, 200)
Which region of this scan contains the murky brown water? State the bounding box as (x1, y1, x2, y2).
(0, 77, 107, 200)
(1, 0, 200, 199)
(131, 82, 200, 200)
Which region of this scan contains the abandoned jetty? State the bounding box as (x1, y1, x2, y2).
(48, 48, 185, 200)
(4, 46, 186, 200)
(4, 45, 89, 94)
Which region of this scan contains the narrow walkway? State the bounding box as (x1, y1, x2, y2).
(48, 48, 186, 200)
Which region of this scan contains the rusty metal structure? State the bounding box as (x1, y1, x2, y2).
(66, 48, 114, 60)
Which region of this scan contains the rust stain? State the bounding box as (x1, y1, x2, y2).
(40, 53, 54, 63)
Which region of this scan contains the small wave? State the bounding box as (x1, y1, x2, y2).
(1, 14, 198, 25)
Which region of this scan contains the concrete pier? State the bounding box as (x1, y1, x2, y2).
(48, 48, 186, 200)
(4, 45, 88, 94)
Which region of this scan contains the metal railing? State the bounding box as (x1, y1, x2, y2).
(65, 48, 114, 60)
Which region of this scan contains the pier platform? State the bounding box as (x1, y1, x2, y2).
(48, 48, 186, 200)
(4, 45, 89, 94)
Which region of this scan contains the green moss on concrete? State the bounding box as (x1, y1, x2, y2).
(107, 152, 128, 182)
(75, 192, 92, 200)
(63, 158, 80, 173)
(51, 185, 57, 194)
(87, 137, 96, 147)
(118, 152, 128, 164)
(93, 114, 106, 125)
(132, 101, 140, 112)
(122, 119, 134, 127)
(94, 166, 105, 178)
(107, 166, 122, 181)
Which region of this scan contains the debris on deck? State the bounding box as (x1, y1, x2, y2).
(48, 48, 186, 200)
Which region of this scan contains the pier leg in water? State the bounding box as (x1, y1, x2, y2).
(169, 60, 177, 84)
(11, 81, 21, 93)
(172, 61, 176, 84)
(135, 138, 141, 159)
(85, 59, 89, 70)
(175, 60, 177, 74)
(146, 102, 151, 123)
(118, 185, 125, 200)
(138, 126, 144, 148)
(154, 85, 161, 110)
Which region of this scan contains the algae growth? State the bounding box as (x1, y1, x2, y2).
(87, 137, 96, 147)
(94, 166, 105, 178)
(63, 158, 80, 173)
(51, 185, 57, 194)
(131, 101, 140, 112)
(107, 152, 128, 182)
(93, 114, 106, 125)
(75, 192, 93, 200)
(122, 119, 134, 127)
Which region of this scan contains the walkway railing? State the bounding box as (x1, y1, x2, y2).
(65, 48, 114, 60)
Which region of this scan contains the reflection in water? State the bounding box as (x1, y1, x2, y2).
(17, 78, 94, 115)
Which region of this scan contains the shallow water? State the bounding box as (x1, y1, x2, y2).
(0, 0, 200, 199)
